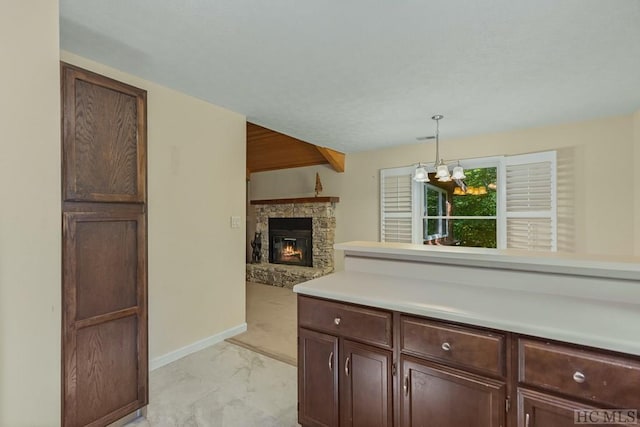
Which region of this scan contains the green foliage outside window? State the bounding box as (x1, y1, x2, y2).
(451, 167, 497, 248)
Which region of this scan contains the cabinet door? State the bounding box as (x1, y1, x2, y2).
(62, 209, 148, 426)
(400, 356, 505, 427)
(518, 388, 614, 427)
(61, 62, 148, 427)
(62, 63, 146, 203)
(298, 328, 339, 427)
(341, 340, 393, 427)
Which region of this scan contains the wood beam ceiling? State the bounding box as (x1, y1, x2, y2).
(246, 122, 345, 177)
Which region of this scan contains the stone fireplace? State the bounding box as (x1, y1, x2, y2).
(246, 197, 338, 288)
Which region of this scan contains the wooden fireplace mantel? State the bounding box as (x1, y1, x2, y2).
(250, 197, 339, 205)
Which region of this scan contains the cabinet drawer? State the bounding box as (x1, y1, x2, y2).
(400, 316, 505, 377)
(519, 339, 640, 408)
(298, 296, 392, 348)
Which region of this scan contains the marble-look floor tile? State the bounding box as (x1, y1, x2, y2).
(127, 342, 298, 427)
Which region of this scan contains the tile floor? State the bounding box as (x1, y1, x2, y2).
(127, 341, 298, 427)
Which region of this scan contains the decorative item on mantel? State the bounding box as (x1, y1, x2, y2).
(315, 172, 323, 197)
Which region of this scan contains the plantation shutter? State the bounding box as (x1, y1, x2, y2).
(503, 151, 557, 251)
(380, 167, 418, 243)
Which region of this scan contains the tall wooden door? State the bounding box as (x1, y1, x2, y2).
(61, 62, 148, 427)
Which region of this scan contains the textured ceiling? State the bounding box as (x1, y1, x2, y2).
(60, 0, 640, 153)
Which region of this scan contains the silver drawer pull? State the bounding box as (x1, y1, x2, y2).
(334, 317, 341, 325)
(403, 375, 409, 396)
(345, 356, 350, 376)
(525, 413, 530, 427)
(573, 371, 586, 383)
(441, 342, 451, 351)
(328, 352, 333, 371)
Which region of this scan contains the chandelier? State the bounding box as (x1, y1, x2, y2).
(413, 115, 464, 183)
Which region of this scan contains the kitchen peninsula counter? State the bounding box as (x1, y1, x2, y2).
(293, 241, 640, 356)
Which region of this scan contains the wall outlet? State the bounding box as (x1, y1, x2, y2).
(230, 216, 241, 229)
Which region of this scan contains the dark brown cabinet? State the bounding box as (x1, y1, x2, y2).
(400, 356, 505, 427)
(298, 296, 393, 427)
(298, 328, 339, 427)
(517, 338, 640, 427)
(517, 388, 605, 427)
(298, 295, 640, 427)
(399, 315, 507, 427)
(341, 340, 393, 427)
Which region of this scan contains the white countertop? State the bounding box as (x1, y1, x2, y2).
(294, 270, 640, 356)
(335, 241, 640, 281)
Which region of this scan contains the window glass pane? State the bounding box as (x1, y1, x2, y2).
(423, 218, 449, 240)
(439, 193, 446, 215)
(451, 219, 497, 248)
(451, 167, 497, 216)
(425, 187, 440, 216)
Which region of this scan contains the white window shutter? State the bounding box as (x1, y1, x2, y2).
(380, 167, 418, 243)
(503, 151, 557, 251)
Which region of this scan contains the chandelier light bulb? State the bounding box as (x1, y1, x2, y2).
(436, 162, 450, 179)
(413, 165, 430, 182)
(452, 165, 466, 180)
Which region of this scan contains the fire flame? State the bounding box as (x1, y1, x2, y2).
(282, 244, 303, 259)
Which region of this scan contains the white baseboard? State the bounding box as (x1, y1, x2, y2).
(149, 323, 247, 371)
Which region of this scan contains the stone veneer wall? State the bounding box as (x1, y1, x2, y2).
(246, 201, 336, 288)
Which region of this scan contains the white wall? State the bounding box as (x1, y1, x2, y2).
(0, 1, 61, 425)
(61, 52, 248, 361)
(634, 111, 640, 256)
(250, 113, 639, 269)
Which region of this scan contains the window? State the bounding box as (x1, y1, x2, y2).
(380, 151, 557, 251)
(423, 165, 499, 247)
(424, 184, 448, 241)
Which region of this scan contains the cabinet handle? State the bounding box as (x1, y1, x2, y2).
(525, 413, 530, 427)
(441, 342, 451, 351)
(334, 317, 341, 325)
(403, 375, 409, 396)
(328, 352, 333, 371)
(573, 371, 586, 383)
(345, 356, 350, 376)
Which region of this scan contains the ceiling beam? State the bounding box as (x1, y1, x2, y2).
(247, 122, 346, 176)
(315, 146, 345, 173)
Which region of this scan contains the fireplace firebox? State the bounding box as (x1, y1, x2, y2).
(269, 217, 312, 267)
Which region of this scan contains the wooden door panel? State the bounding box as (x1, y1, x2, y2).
(298, 328, 339, 427)
(401, 356, 505, 427)
(62, 63, 146, 203)
(75, 218, 139, 319)
(63, 210, 147, 426)
(342, 340, 393, 427)
(518, 388, 609, 427)
(76, 316, 139, 426)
